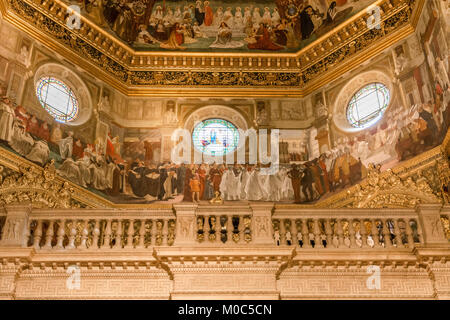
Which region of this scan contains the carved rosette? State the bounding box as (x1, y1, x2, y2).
(0, 161, 82, 209)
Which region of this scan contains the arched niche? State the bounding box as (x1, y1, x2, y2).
(184, 105, 249, 132)
(183, 105, 250, 162)
(33, 63, 93, 126)
(332, 70, 395, 133)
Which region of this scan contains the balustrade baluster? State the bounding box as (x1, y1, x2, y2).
(313, 219, 322, 248)
(104, 219, 112, 248)
(127, 219, 135, 248)
(44, 220, 54, 249)
(294, 219, 303, 248)
(138, 220, 145, 248)
(151, 219, 157, 246)
(360, 220, 368, 248)
(203, 215, 210, 243)
(33, 220, 43, 249)
(80, 220, 88, 249)
(116, 220, 123, 248)
(393, 219, 402, 247)
(371, 219, 380, 247)
(278, 219, 286, 245)
(325, 219, 332, 248)
(56, 219, 66, 249)
(284, 219, 293, 246)
(302, 219, 310, 248)
(383, 219, 392, 248)
(67, 221, 77, 249)
(91, 220, 100, 249)
(163, 218, 169, 246)
(337, 219, 344, 248)
(227, 215, 233, 244)
(349, 220, 356, 248)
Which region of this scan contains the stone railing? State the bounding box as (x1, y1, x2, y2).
(273, 213, 422, 249)
(0, 206, 176, 250)
(194, 205, 254, 245)
(272, 205, 450, 249)
(0, 203, 449, 250)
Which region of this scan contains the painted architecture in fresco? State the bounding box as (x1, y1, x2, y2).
(73, 0, 377, 52)
(0, 0, 449, 205)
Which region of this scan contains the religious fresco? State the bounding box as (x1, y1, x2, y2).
(0, 0, 448, 206)
(74, 0, 377, 52)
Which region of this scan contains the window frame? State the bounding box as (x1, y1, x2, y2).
(346, 82, 390, 129)
(192, 118, 240, 157)
(36, 76, 79, 123)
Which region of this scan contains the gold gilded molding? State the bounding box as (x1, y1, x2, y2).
(0, 0, 424, 97)
(349, 164, 440, 209)
(0, 160, 82, 209)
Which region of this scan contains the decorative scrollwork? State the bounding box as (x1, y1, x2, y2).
(0, 160, 82, 209)
(347, 163, 441, 209)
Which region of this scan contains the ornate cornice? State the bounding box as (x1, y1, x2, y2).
(0, 0, 424, 97)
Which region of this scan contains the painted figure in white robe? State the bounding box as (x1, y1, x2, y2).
(59, 131, 74, 159)
(90, 156, 108, 190)
(26, 140, 49, 165)
(210, 22, 244, 48)
(213, 7, 224, 27)
(265, 170, 283, 201)
(245, 167, 267, 201)
(10, 120, 34, 156)
(234, 7, 244, 31)
(262, 7, 272, 25)
(0, 98, 15, 142)
(271, 8, 281, 27)
(163, 169, 177, 199)
(222, 7, 234, 28)
(252, 7, 262, 28)
(79, 156, 93, 186)
(280, 167, 294, 200)
(58, 158, 83, 186)
(226, 167, 241, 200)
(240, 167, 251, 200)
(219, 168, 231, 199)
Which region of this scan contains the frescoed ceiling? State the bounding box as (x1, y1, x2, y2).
(77, 0, 378, 53)
(0, 0, 424, 96)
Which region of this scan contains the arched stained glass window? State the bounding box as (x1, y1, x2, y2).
(346, 83, 390, 129)
(192, 119, 240, 157)
(36, 77, 79, 123)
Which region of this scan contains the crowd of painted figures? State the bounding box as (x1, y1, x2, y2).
(0, 93, 366, 203)
(0, 83, 449, 203)
(83, 0, 342, 49)
(126, 157, 365, 203)
(0, 94, 124, 195)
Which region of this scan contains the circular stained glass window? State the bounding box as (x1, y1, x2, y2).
(346, 82, 390, 129)
(36, 77, 79, 123)
(192, 118, 240, 157)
